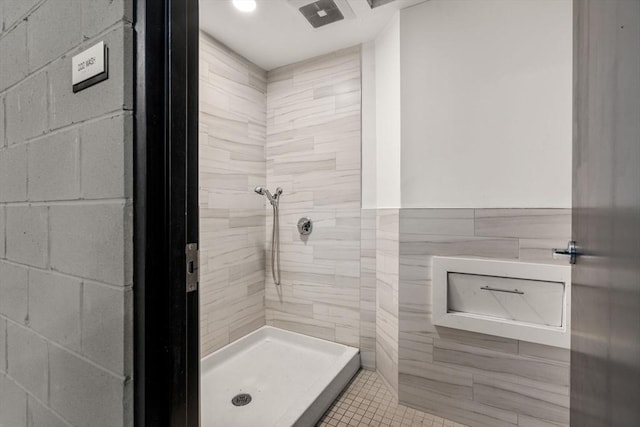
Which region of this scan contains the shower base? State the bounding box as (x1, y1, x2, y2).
(201, 326, 360, 427)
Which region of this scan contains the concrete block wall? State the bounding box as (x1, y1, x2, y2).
(0, 1, 134, 426)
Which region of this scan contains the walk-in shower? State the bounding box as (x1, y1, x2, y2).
(255, 186, 283, 286)
(197, 21, 369, 423)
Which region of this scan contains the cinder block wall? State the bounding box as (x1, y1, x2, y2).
(0, 1, 134, 426)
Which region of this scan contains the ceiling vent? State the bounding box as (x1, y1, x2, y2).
(288, 0, 355, 28)
(366, 0, 397, 8)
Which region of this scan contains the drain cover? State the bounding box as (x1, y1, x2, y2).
(231, 393, 252, 407)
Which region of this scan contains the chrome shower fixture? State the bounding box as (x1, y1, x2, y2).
(254, 186, 283, 207)
(254, 186, 283, 286)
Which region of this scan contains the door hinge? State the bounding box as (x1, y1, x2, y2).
(186, 243, 199, 292)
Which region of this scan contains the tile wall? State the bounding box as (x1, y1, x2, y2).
(360, 209, 377, 369)
(199, 39, 370, 360)
(395, 208, 572, 427)
(375, 209, 400, 394)
(199, 33, 267, 357)
(264, 46, 363, 349)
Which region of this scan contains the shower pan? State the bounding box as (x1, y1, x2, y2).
(201, 326, 360, 427)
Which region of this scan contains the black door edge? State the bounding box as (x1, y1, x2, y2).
(134, 0, 200, 425)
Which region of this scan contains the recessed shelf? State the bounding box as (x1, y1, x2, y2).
(432, 257, 571, 349)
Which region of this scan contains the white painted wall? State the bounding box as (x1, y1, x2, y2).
(361, 41, 377, 208)
(400, 0, 573, 208)
(375, 13, 402, 208)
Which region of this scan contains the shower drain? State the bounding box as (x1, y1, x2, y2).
(231, 393, 252, 407)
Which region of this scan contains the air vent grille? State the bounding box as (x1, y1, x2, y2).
(299, 0, 345, 28)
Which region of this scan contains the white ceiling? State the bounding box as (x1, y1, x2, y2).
(199, 0, 426, 71)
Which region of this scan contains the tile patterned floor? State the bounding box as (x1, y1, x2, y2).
(317, 370, 468, 427)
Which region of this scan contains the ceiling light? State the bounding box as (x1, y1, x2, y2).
(233, 0, 256, 12)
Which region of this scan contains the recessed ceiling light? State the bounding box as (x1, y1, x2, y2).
(233, 0, 256, 12)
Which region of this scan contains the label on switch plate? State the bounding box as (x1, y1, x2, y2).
(72, 41, 108, 92)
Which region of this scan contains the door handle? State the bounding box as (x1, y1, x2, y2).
(480, 286, 525, 295)
(553, 240, 580, 264)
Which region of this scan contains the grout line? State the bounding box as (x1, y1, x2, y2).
(2, 369, 75, 427)
(0, 258, 132, 291)
(45, 67, 51, 136)
(45, 206, 50, 270)
(3, 318, 7, 372)
(46, 341, 50, 405)
(76, 127, 82, 198)
(79, 281, 84, 352)
(25, 136, 30, 201)
(25, 388, 29, 427)
(2, 198, 130, 207)
(25, 268, 30, 326)
(2, 96, 5, 148)
(2, 317, 129, 380)
(2, 205, 5, 258)
(6, 109, 131, 149)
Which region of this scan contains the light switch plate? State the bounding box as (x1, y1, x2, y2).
(72, 41, 108, 93)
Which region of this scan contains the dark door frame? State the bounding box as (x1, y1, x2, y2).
(134, 0, 200, 425)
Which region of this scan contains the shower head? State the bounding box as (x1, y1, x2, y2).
(254, 185, 274, 204)
(253, 186, 282, 207)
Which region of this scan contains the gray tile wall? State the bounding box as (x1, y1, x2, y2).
(396, 208, 572, 427)
(360, 209, 377, 369)
(0, 1, 134, 426)
(264, 46, 363, 349)
(376, 209, 400, 395)
(199, 33, 267, 357)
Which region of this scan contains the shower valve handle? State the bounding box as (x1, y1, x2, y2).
(297, 217, 313, 236)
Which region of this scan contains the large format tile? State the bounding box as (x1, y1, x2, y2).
(199, 32, 267, 356)
(399, 383, 518, 427)
(474, 209, 571, 240)
(263, 46, 362, 351)
(394, 207, 572, 427)
(473, 375, 569, 425)
(400, 209, 475, 236)
(432, 340, 569, 387)
(400, 235, 519, 259)
(399, 362, 474, 401)
(436, 327, 519, 355)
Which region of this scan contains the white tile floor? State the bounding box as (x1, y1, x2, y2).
(317, 370, 467, 427)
